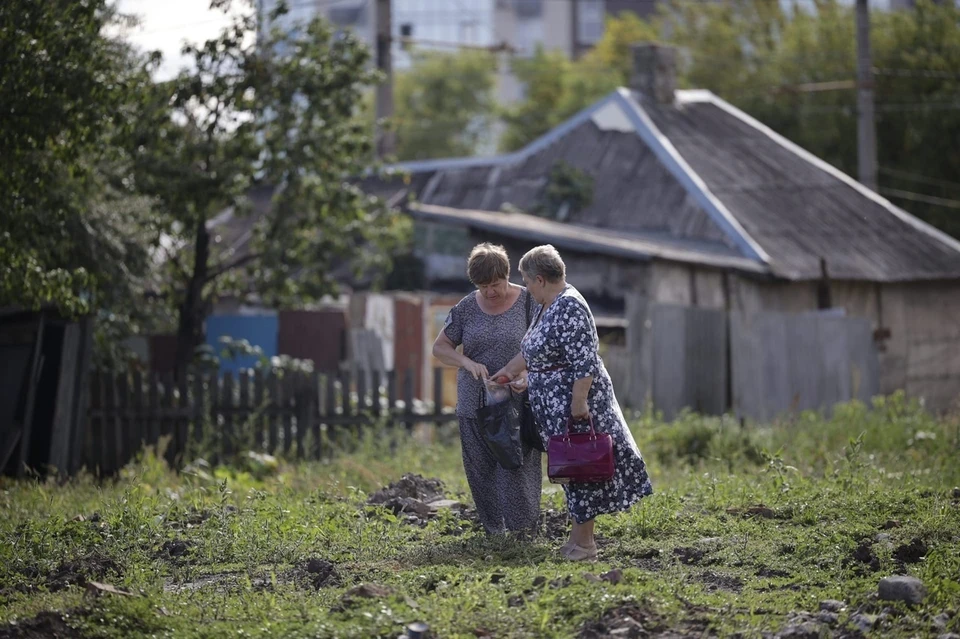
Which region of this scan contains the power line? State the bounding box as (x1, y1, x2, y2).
(881, 187, 960, 210)
(879, 168, 960, 191)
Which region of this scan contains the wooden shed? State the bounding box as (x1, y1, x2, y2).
(0, 307, 94, 476)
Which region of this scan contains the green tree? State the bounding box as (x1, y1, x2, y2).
(0, 0, 157, 318)
(392, 49, 498, 160)
(131, 1, 408, 378)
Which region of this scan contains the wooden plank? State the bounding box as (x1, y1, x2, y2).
(17, 311, 46, 477)
(48, 324, 80, 475)
(403, 368, 415, 431)
(207, 371, 219, 463)
(386, 369, 397, 421)
(131, 371, 145, 450)
(357, 371, 368, 415)
(105, 372, 122, 473)
(160, 373, 175, 466)
(238, 370, 251, 451)
(222, 371, 235, 460)
(253, 369, 265, 450)
(268, 374, 280, 454)
(68, 320, 94, 474)
(192, 371, 205, 458)
(324, 373, 336, 449)
(371, 370, 383, 418)
(309, 372, 320, 459)
(176, 377, 189, 464)
(294, 375, 306, 459)
(282, 375, 294, 456)
(433, 367, 443, 416)
(85, 372, 103, 473)
(148, 372, 160, 446)
(118, 373, 134, 467)
(340, 370, 353, 418)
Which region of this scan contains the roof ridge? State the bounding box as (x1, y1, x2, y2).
(612, 89, 772, 266)
(701, 91, 960, 257)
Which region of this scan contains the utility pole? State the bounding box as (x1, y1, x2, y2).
(856, 0, 877, 192)
(375, 0, 395, 159)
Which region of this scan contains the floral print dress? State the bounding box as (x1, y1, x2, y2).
(522, 285, 653, 524)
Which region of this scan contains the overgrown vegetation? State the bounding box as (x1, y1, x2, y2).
(2, 394, 958, 638)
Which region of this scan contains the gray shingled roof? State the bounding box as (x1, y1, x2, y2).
(374, 88, 960, 282)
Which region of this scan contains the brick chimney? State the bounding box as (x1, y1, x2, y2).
(630, 43, 677, 104)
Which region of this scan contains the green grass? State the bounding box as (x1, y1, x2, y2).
(2, 392, 959, 638)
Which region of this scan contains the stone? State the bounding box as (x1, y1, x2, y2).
(879, 575, 926, 605)
(532, 576, 546, 588)
(819, 600, 846, 613)
(938, 634, 960, 639)
(601, 569, 624, 585)
(933, 613, 951, 629)
(776, 621, 823, 639)
(817, 612, 839, 626)
(428, 499, 462, 511)
(875, 533, 892, 543)
(582, 572, 602, 583)
(851, 613, 877, 632)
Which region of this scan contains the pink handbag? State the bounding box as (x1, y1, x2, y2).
(547, 415, 615, 484)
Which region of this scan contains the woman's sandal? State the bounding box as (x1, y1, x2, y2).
(562, 543, 598, 562)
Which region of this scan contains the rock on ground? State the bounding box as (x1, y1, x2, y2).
(878, 575, 926, 605)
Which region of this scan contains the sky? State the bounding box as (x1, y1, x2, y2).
(115, 0, 250, 80)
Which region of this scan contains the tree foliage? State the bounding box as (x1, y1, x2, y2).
(0, 0, 157, 319)
(132, 1, 408, 376)
(500, 0, 960, 239)
(392, 49, 498, 160)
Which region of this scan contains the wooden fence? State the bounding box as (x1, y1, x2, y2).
(84, 367, 458, 474)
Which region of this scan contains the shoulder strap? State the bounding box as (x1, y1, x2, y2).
(525, 289, 532, 327)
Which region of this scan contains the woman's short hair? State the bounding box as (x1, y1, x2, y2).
(519, 244, 566, 283)
(467, 243, 510, 285)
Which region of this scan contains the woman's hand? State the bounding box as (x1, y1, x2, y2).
(509, 373, 528, 393)
(571, 397, 590, 420)
(462, 359, 489, 380)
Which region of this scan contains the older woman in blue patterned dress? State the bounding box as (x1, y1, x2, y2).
(495, 245, 653, 561)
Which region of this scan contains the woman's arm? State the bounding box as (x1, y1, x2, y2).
(492, 352, 526, 380)
(571, 376, 593, 419)
(432, 330, 488, 380)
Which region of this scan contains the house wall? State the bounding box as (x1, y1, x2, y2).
(644, 261, 960, 412)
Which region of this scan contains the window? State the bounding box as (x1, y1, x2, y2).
(577, 0, 605, 45)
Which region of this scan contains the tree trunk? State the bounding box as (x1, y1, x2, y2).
(174, 219, 211, 382)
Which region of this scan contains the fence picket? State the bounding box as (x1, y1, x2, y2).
(239, 370, 251, 451)
(282, 375, 294, 456)
(268, 374, 280, 454)
(253, 369, 265, 450)
(222, 372, 235, 460)
(309, 372, 320, 459)
(83, 366, 457, 472)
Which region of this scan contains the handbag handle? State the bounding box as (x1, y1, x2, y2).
(564, 414, 596, 438)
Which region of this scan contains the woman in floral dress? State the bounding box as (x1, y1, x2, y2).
(495, 244, 653, 561)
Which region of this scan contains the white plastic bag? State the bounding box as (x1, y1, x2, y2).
(483, 378, 512, 405)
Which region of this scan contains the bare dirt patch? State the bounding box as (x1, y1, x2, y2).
(578, 604, 713, 639)
(695, 571, 744, 593)
(368, 474, 444, 504)
(0, 611, 84, 639)
(46, 555, 122, 593)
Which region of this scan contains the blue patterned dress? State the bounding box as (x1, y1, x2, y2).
(521, 285, 653, 524)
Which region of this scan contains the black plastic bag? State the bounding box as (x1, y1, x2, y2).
(476, 383, 524, 470)
(518, 393, 546, 452)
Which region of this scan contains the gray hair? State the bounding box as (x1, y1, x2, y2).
(519, 244, 566, 283)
